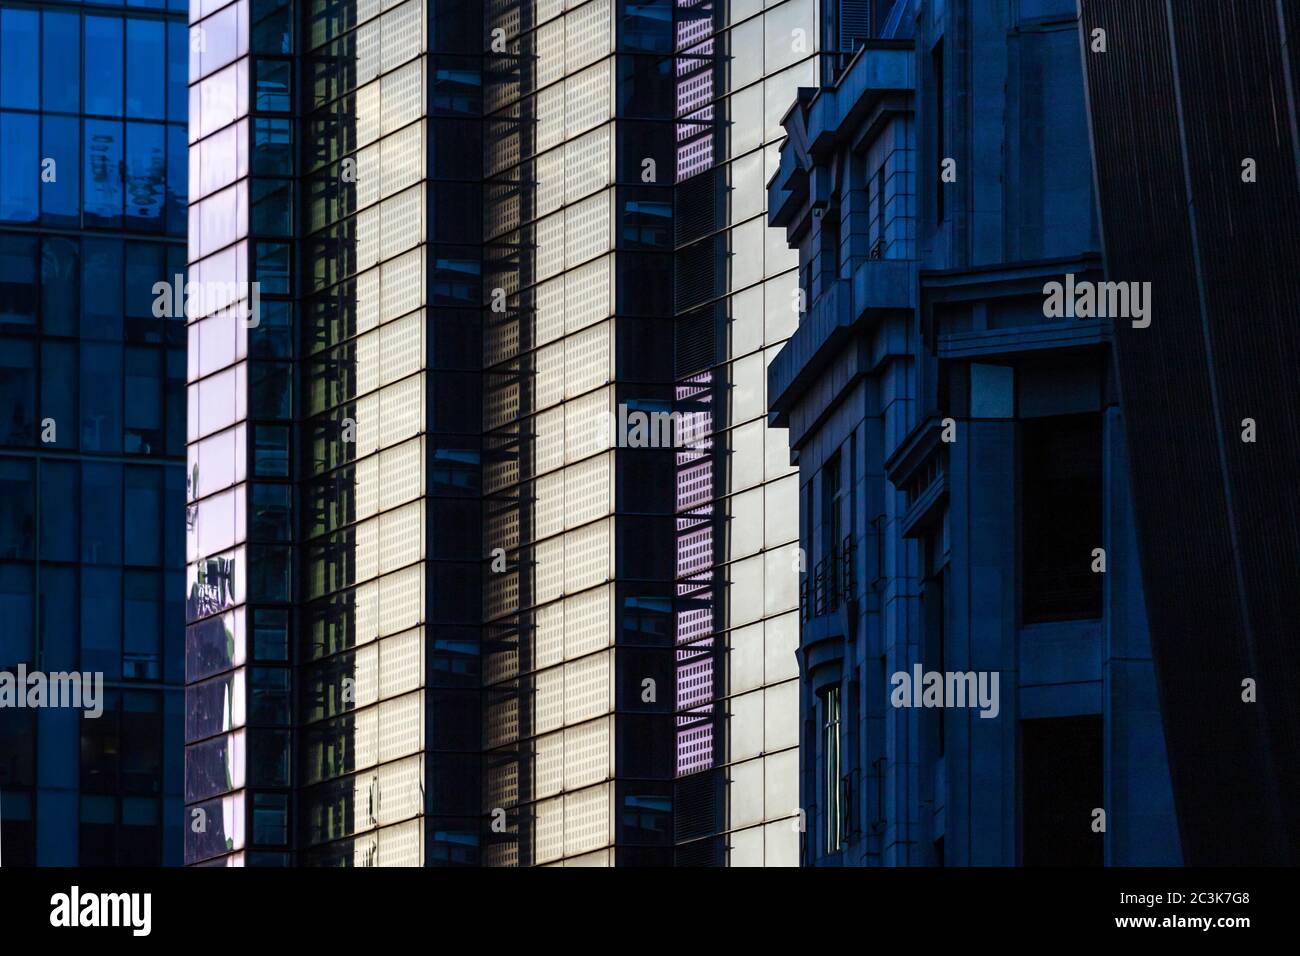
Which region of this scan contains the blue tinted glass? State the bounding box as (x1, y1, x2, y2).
(167, 22, 187, 122)
(165, 348, 185, 455)
(40, 459, 80, 561)
(0, 235, 39, 330)
(41, 115, 81, 225)
(124, 346, 163, 454)
(40, 340, 79, 451)
(39, 566, 80, 676)
(80, 567, 123, 681)
(251, 179, 291, 235)
(43, 12, 82, 113)
(0, 458, 36, 558)
(82, 238, 124, 339)
(255, 243, 290, 294)
(124, 467, 162, 565)
(81, 461, 123, 562)
(123, 573, 162, 673)
(252, 118, 291, 175)
(42, 236, 80, 336)
(125, 121, 165, 230)
(126, 20, 165, 119)
(125, 241, 164, 318)
(84, 119, 125, 226)
(0, 10, 40, 109)
(254, 59, 290, 112)
(80, 342, 124, 452)
(0, 113, 39, 223)
(0, 563, 35, 664)
(0, 338, 37, 445)
(85, 16, 125, 116)
(166, 124, 187, 235)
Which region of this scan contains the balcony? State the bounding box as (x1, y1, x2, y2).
(769, 259, 917, 427)
(800, 535, 857, 624)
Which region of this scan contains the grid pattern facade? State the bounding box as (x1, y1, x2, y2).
(0, 0, 189, 866)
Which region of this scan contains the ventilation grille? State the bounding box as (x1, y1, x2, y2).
(675, 304, 720, 378)
(675, 167, 722, 246)
(674, 767, 721, 841)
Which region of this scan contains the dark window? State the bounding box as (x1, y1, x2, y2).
(0, 460, 35, 559)
(933, 39, 945, 223)
(85, 16, 125, 116)
(822, 686, 843, 855)
(251, 0, 293, 54)
(1, 236, 38, 331)
(43, 11, 81, 111)
(1021, 413, 1103, 623)
(41, 237, 80, 336)
(821, 453, 843, 558)
(82, 238, 124, 340)
(254, 58, 292, 112)
(1, 9, 39, 109)
(1021, 716, 1103, 865)
(0, 338, 36, 445)
(124, 466, 162, 565)
(42, 116, 81, 226)
(126, 19, 166, 119)
(125, 122, 167, 230)
(250, 483, 291, 541)
(252, 793, 289, 845)
(0, 112, 39, 222)
(123, 572, 163, 680)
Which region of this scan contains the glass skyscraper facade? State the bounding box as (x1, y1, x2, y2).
(180, 0, 843, 867)
(0, 0, 189, 864)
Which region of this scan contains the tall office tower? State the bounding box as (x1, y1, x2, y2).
(1079, 0, 1300, 865)
(185, 0, 482, 866)
(479, 0, 689, 868)
(0, 0, 188, 864)
(669, 0, 851, 866)
(182, 0, 833, 867)
(766, 0, 1181, 865)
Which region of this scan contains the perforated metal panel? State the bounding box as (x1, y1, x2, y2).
(563, 256, 610, 334)
(564, 585, 610, 658)
(563, 782, 610, 857)
(563, 648, 609, 725)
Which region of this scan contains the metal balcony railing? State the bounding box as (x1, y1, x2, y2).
(800, 535, 857, 623)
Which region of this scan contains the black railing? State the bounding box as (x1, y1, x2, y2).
(801, 535, 856, 622)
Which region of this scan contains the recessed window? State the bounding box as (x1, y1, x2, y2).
(822, 685, 843, 855)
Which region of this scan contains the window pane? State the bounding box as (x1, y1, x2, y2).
(127, 19, 166, 119)
(40, 460, 80, 561)
(80, 342, 124, 451)
(41, 116, 81, 226)
(0, 236, 39, 331)
(43, 12, 81, 113)
(41, 339, 79, 450)
(82, 238, 124, 340)
(0, 460, 36, 559)
(0, 10, 40, 109)
(0, 564, 35, 665)
(42, 237, 80, 336)
(0, 338, 37, 445)
(167, 21, 188, 122)
(124, 466, 163, 566)
(85, 16, 125, 117)
(0, 113, 39, 223)
(84, 119, 125, 227)
(126, 122, 167, 230)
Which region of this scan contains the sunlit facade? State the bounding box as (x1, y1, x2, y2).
(0, 0, 189, 865)
(182, 0, 823, 866)
(669, 0, 824, 866)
